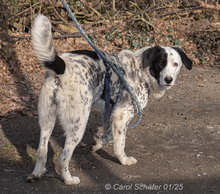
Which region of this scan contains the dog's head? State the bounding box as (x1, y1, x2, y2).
(142, 46, 192, 87)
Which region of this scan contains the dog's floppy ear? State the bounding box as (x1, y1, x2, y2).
(142, 46, 162, 69)
(172, 47, 192, 70)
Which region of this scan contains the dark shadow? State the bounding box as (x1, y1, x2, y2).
(95, 149, 120, 164)
(0, 1, 59, 176)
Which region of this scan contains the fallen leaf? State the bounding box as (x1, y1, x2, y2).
(45, 173, 55, 178)
(181, 74, 188, 77)
(26, 111, 33, 117)
(34, 83, 42, 90)
(4, 169, 15, 172)
(22, 96, 30, 101)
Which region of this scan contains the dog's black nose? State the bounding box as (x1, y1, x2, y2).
(165, 76, 173, 84)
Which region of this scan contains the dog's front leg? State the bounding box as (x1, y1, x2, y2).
(113, 111, 137, 166)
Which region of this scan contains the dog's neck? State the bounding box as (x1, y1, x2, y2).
(134, 48, 167, 99)
(141, 67, 167, 99)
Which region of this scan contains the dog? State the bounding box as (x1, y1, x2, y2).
(27, 14, 192, 185)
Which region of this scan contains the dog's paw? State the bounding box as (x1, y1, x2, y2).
(64, 176, 80, 185)
(153, 91, 165, 99)
(91, 140, 102, 152)
(120, 156, 137, 166)
(27, 174, 39, 183)
(27, 168, 47, 183)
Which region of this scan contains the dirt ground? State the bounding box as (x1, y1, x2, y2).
(0, 36, 220, 194)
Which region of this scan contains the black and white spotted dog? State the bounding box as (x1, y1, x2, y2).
(27, 14, 192, 185)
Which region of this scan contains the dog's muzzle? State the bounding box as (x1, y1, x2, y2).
(164, 76, 173, 85)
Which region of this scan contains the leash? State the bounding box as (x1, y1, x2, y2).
(60, 0, 142, 129)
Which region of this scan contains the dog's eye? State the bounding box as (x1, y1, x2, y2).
(174, 62, 178, 67)
(158, 63, 164, 68)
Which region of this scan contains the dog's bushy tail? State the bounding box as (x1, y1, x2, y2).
(31, 14, 65, 74)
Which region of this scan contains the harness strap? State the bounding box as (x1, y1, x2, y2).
(100, 88, 115, 106)
(103, 66, 111, 122)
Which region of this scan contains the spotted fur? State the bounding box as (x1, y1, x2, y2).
(27, 14, 192, 185)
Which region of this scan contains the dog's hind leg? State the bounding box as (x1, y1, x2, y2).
(58, 95, 93, 185)
(27, 83, 57, 182)
(92, 116, 113, 152)
(91, 98, 113, 151)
